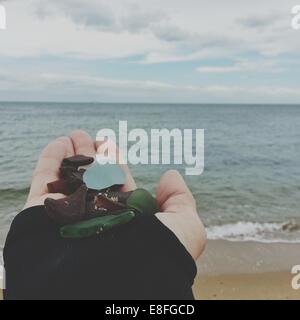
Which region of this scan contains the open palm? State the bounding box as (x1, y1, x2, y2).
(25, 130, 206, 261)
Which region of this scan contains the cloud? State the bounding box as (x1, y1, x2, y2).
(31, 0, 245, 60)
(0, 0, 166, 59)
(1, 71, 300, 103)
(196, 59, 284, 74)
(0, 71, 176, 93)
(119, 4, 166, 33)
(151, 24, 190, 42)
(2, 0, 299, 62)
(139, 47, 232, 64)
(34, 0, 167, 34)
(40, 73, 176, 91)
(0, 0, 299, 102)
(237, 12, 283, 29)
(196, 65, 239, 73)
(35, 0, 116, 30)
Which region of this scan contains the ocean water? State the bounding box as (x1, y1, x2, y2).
(0, 102, 300, 254)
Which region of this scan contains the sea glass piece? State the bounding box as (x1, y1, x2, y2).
(99, 189, 159, 215)
(127, 189, 159, 215)
(45, 185, 88, 225)
(83, 161, 125, 191)
(59, 166, 76, 179)
(60, 210, 135, 239)
(85, 193, 128, 217)
(47, 179, 69, 194)
(62, 155, 94, 167)
(104, 190, 133, 204)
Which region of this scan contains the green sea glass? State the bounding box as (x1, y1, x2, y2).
(60, 210, 135, 239)
(127, 189, 159, 215)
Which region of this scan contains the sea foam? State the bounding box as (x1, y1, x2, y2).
(207, 220, 300, 243)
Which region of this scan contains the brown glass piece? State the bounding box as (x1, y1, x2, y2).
(45, 185, 88, 225)
(59, 166, 77, 179)
(102, 190, 133, 204)
(84, 193, 127, 218)
(96, 194, 128, 211)
(62, 155, 94, 167)
(47, 179, 69, 194)
(45, 155, 135, 225)
(48, 160, 87, 195)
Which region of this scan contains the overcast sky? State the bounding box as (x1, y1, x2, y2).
(0, 0, 299, 103)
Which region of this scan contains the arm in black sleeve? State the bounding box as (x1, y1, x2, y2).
(3, 206, 197, 300)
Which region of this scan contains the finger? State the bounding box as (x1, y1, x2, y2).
(156, 170, 196, 212)
(96, 138, 136, 192)
(28, 136, 74, 199)
(70, 130, 96, 157)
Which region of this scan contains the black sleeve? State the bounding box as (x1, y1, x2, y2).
(3, 206, 197, 300)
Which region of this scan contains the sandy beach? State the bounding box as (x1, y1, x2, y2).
(193, 240, 300, 300)
(193, 271, 299, 300)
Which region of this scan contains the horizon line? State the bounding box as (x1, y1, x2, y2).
(0, 101, 300, 106)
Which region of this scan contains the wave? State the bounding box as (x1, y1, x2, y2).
(206, 220, 300, 243)
(0, 188, 29, 199)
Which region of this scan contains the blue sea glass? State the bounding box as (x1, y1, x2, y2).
(83, 161, 125, 190)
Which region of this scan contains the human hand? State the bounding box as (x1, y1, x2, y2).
(24, 136, 75, 210)
(25, 130, 206, 261)
(24, 130, 136, 209)
(96, 134, 206, 261)
(155, 170, 206, 260)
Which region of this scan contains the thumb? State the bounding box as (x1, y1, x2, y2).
(156, 170, 196, 213)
